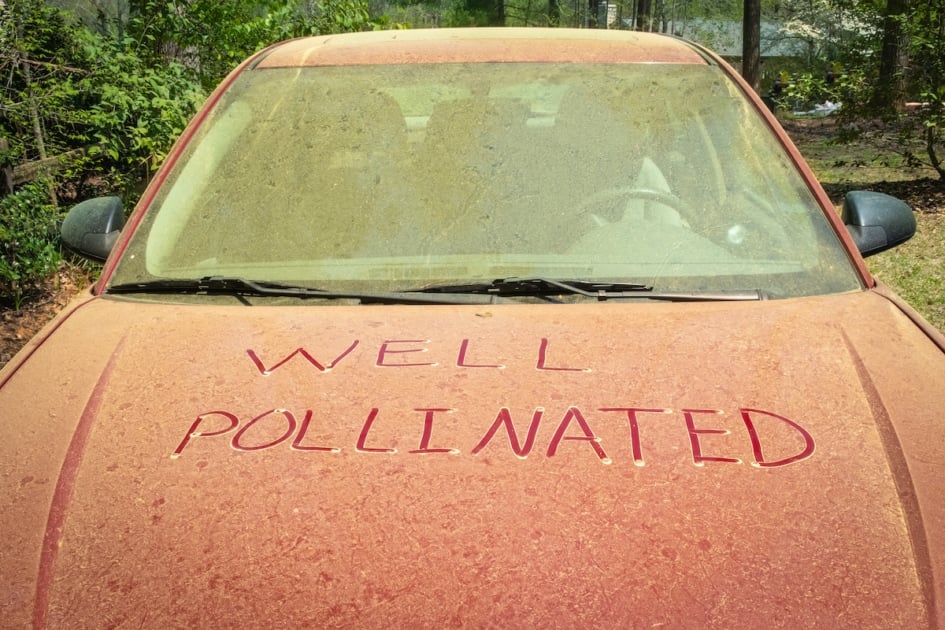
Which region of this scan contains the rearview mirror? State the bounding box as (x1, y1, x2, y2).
(841, 191, 915, 257)
(61, 196, 125, 262)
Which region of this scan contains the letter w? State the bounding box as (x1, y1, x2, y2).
(247, 342, 359, 375)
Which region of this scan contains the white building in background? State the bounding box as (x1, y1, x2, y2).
(678, 19, 810, 59)
(607, 4, 618, 27)
(621, 18, 810, 61)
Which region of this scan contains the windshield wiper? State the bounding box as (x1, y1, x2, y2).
(414, 277, 652, 299)
(106, 276, 501, 304)
(107, 276, 766, 303)
(109, 276, 318, 297)
(414, 277, 767, 301)
(634, 290, 768, 301)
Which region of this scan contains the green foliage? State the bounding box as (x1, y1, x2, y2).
(0, 0, 390, 311)
(312, 0, 373, 32)
(0, 0, 88, 161)
(126, 0, 374, 90)
(902, 1, 945, 177)
(818, 0, 945, 178)
(777, 67, 869, 114)
(0, 182, 63, 309)
(128, 0, 285, 90)
(72, 32, 206, 192)
(830, 0, 945, 178)
(3, 0, 380, 193)
(1, 0, 205, 199)
(779, 73, 829, 111)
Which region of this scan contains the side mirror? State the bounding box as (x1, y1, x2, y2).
(842, 191, 916, 257)
(61, 196, 125, 262)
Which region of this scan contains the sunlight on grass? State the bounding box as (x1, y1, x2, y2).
(868, 213, 945, 332)
(784, 117, 944, 333)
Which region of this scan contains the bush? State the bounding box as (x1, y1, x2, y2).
(69, 32, 206, 198)
(775, 68, 869, 115)
(0, 0, 385, 313)
(0, 182, 63, 310)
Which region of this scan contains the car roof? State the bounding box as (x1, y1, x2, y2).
(254, 27, 712, 68)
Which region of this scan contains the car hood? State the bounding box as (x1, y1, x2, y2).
(2, 290, 943, 628)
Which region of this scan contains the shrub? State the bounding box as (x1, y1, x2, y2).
(70, 32, 206, 198)
(0, 181, 62, 310)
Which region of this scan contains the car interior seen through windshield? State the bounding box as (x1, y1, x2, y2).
(112, 62, 862, 299)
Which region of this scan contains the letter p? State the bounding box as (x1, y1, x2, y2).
(172, 411, 240, 457)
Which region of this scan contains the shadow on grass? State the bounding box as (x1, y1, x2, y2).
(820, 178, 945, 214)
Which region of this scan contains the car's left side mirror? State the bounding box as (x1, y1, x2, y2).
(842, 191, 916, 257)
(61, 196, 126, 262)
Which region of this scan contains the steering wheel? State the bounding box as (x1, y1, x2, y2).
(575, 186, 690, 227)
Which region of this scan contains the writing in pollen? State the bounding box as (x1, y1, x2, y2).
(173, 405, 814, 468)
(245, 337, 591, 372)
(170, 340, 815, 467)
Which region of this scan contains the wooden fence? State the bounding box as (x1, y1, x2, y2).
(1, 137, 92, 205)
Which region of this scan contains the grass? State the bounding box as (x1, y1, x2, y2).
(869, 213, 945, 330)
(782, 116, 945, 333)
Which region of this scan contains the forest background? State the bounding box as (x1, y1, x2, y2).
(1, 0, 944, 362)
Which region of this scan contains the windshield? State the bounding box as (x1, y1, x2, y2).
(109, 62, 861, 299)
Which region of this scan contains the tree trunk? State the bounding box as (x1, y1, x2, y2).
(742, 0, 761, 92)
(20, 51, 58, 205)
(548, 0, 560, 26)
(635, 0, 651, 30)
(928, 126, 945, 179)
(872, 0, 908, 111)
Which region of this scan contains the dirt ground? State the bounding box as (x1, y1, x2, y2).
(0, 264, 93, 366)
(2, 118, 943, 368)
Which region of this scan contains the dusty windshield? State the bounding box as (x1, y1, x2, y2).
(111, 62, 861, 298)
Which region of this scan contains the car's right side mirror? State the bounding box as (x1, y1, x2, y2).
(841, 191, 916, 257)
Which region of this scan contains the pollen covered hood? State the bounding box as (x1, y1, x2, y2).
(1, 290, 942, 627)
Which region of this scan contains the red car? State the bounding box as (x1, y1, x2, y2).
(2, 28, 943, 628)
